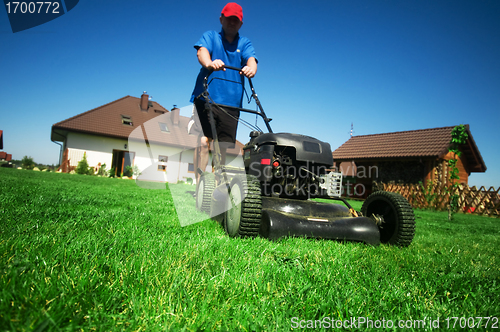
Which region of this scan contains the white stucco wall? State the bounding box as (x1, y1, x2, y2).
(128, 138, 209, 184)
(65, 132, 203, 183)
(66, 132, 123, 167)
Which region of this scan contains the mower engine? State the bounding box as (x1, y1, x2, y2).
(243, 131, 342, 199)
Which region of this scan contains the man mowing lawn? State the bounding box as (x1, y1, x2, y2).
(190, 2, 258, 189)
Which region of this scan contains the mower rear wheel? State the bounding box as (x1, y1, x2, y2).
(224, 174, 262, 237)
(196, 172, 215, 214)
(361, 191, 415, 247)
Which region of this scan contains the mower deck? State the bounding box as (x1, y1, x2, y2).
(259, 197, 381, 246)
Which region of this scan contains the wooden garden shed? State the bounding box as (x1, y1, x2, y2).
(332, 125, 486, 197)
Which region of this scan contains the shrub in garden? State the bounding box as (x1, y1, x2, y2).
(123, 165, 133, 177)
(96, 163, 109, 177)
(21, 156, 35, 170)
(75, 153, 93, 175)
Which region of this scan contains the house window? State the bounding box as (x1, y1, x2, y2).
(159, 122, 169, 133)
(188, 163, 195, 173)
(122, 115, 133, 126)
(158, 155, 168, 171)
(155, 109, 165, 114)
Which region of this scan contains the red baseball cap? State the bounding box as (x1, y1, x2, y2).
(221, 2, 243, 22)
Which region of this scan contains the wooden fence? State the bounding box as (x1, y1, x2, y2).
(374, 182, 500, 217)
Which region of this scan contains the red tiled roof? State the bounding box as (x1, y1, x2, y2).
(51, 95, 243, 154)
(0, 152, 12, 161)
(332, 125, 486, 172)
(52, 95, 169, 140)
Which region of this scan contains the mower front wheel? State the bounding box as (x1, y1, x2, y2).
(224, 174, 262, 237)
(196, 172, 215, 214)
(361, 191, 415, 247)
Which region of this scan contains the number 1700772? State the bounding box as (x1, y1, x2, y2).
(444, 316, 498, 329)
(5, 2, 60, 14)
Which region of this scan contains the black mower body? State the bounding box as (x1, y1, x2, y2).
(195, 66, 416, 247)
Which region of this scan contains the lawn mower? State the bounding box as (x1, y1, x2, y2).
(195, 66, 415, 246)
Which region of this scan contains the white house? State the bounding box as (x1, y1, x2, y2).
(51, 92, 243, 183)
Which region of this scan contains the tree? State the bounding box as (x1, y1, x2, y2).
(447, 124, 468, 220)
(21, 156, 35, 170)
(75, 153, 93, 175)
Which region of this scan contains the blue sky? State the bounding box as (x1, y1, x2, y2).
(1, 0, 499, 187)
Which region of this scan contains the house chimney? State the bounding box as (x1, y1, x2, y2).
(171, 105, 180, 126)
(140, 91, 149, 111)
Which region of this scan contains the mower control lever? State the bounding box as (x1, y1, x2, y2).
(222, 65, 244, 72)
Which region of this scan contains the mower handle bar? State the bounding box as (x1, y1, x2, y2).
(201, 65, 273, 133)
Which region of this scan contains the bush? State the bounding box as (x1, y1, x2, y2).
(122, 165, 140, 178)
(97, 163, 109, 177)
(123, 165, 133, 177)
(75, 153, 93, 175)
(21, 156, 35, 170)
(133, 165, 141, 177)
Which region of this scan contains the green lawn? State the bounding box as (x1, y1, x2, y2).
(1, 168, 499, 331)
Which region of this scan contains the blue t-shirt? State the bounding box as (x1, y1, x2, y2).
(190, 29, 257, 108)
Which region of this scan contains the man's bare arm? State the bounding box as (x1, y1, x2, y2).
(241, 57, 257, 78)
(197, 47, 225, 71)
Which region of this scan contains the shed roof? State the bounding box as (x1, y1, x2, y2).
(332, 125, 486, 172)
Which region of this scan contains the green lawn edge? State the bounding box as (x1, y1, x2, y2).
(1, 168, 499, 331)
